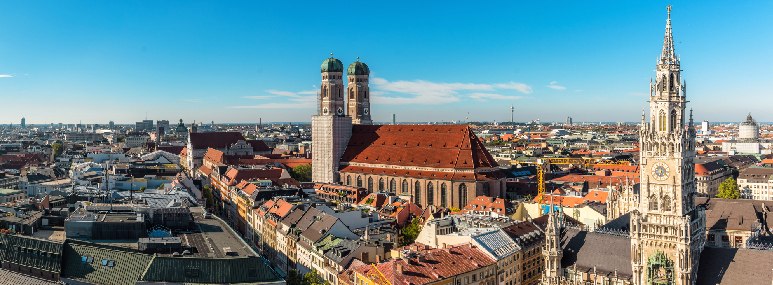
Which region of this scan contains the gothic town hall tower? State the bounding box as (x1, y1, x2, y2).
(630, 6, 706, 285)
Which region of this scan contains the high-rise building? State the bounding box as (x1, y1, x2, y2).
(701, 120, 709, 135)
(108, 120, 115, 130)
(566, 116, 572, 126)
(135, 120, 154, 131)
(156, 120, 170, 136)
(20, 117, 26, 129)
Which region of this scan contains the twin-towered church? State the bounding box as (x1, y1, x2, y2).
(310, 56, 506, 210)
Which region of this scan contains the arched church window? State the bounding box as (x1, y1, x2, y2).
(662, 196, 671, 212)
(669, 74, 675, 92)
(649, 195, 658, 211)
(670, 110, 677, 132)
(367, 177, 373, 192)
(459, 183, 468, 208)
(414, 181, 422, 204)
(402, 180, 408, 194)
(660, 75, 667, 91)
(378, 178, 384, 192)
(357, 176, 362, 187)
(440, 184, 448, 208)
(426, 183, 434, 206)
(659, 111, 667, 132)
(322, 86, 328, 98)
(346, 175, 351, 186)
(349, 90, 355, 99)
(390, 179, 396, 193)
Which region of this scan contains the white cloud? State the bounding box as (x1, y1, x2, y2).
(468, 93, 523, 101)
(547, 81, 566, 91)
(242, 95, 275, 100)
(495, 82, 533, 94)
(370, 77, 532, 105)
(230, 102, 315, 109)
(266, 89, 299, 97)
(254, 78, 533, 107)
(0, 74, 13, 78)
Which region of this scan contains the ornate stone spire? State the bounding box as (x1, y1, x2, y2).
(660, 5, 678, 65)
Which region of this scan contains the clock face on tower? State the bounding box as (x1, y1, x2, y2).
(364, 108, 369, 115)
(336, 107, 344, 115)
(652, 162, 670, 181)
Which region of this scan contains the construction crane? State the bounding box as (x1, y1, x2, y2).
(536, 158, 546, 204)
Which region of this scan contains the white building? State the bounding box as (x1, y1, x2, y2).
(737, 167, 773, 201)
(721, 114, 772, 155)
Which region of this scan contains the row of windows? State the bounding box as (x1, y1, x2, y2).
(344, 175, 469, 207)
(648, 195, 673, 212)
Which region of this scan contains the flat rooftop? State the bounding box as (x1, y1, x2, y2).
(0, 188, 23, 196)
(171, 207, 255, 258)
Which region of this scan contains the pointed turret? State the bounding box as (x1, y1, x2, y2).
(660, 5, 678, 65)
(543, 200, 563, 284)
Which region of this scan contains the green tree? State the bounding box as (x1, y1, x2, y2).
(400, 217, 422, 246)
(716, 177, 740, 199)
(51, 141, 64, 158)
(202, 185, 215, 209)
(303, 270, 326, 285)
(290, 164, 312, 182)
(286, 269, 303, 285)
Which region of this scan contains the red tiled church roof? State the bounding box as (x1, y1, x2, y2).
(189, 132, 245, 149)
(341, 125, 497, 169)
(339, 165, 505, 181)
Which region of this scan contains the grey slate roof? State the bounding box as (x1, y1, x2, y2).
(141, 256, 281, 284)
(473, 228, 521, 259)
(0, 268, 58, 285)
(60, 240, 154, 285)
(697, 247, 773, 285)
(0, 233, 63, 273)
(561, 228, 632, 278)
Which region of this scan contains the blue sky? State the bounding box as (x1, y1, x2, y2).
(1, 1, 771, 124)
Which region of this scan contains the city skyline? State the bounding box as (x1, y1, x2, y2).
(1, 1, 772, 124)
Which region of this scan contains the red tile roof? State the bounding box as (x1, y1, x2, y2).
(583, 190, 609, 204)
(189, 132, 246, 149)
(340, 165, 504, 181)
(203, 148, 225, 164)
(355, 244, 495, 285)
(341, 125, 497, 169)
(461, 195, 510, 215)
(223, 168, 299, 186)
(247, 140, 271, 152)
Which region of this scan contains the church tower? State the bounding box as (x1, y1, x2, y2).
(542, 206, 563, 285)
(630, 6, 705, 285)
(346, 58, 372, 125)
(319, 54, 346, 116)
(312, 54, 353, 183)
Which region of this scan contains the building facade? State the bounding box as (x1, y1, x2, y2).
(629, 6, 705, 284)
(310, 55, 506, 209)
(541, 7, 707, 285)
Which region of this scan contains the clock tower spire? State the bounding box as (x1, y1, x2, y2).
(630, 6, 705, 285)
